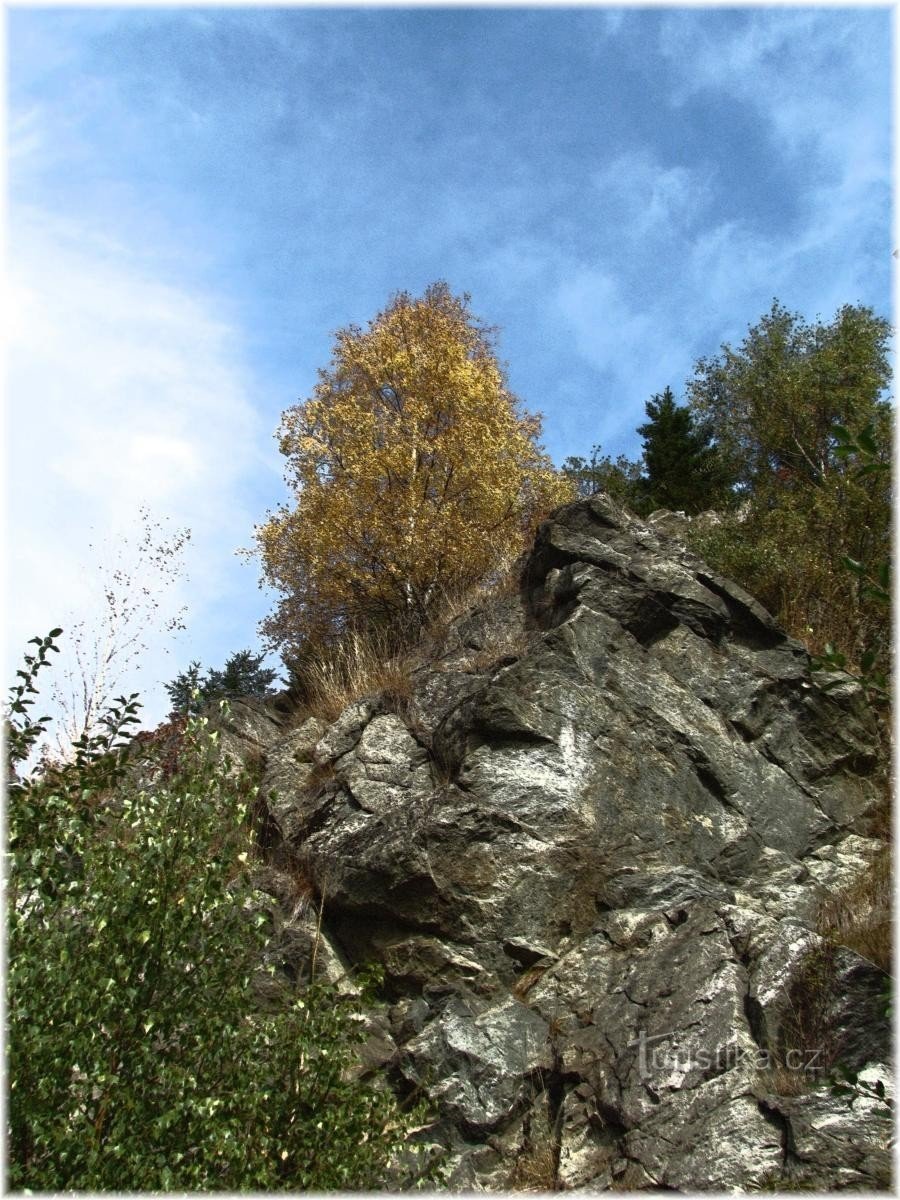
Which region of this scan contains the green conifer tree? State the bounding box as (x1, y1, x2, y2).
(637, 386, 734, 514)
(166, 650, 278, 718)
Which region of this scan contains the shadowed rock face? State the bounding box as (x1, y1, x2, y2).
(227, 496, 891, 1191)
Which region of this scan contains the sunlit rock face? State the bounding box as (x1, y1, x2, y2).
(226, 495, 891, 1191)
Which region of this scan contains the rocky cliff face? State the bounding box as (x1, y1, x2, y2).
(223, 496, 891, 1191)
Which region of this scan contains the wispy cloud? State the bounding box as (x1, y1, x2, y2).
(659, 10, 889, 170)
(589, 151, 714, 244)
(657, 9, 891, 305)
(544, 10, 890, 459)
(7, 206, 276, 728)
(6, 6, 889, 711)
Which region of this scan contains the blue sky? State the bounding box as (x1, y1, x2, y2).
(7, 5, 893, 730)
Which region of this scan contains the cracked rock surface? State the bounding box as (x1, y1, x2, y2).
(226, 496, 891, 1191)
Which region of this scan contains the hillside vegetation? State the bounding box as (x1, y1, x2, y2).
(562, 301, 891, 686)
(6, 286, 892, 1190)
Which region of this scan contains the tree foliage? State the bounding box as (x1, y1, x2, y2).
(636, 386, 734, 514)
(254, 283, 572, 660)
(6, 633, 436, 1191)
(165, 649, 279, 717)
(687, 301, 891, 491)
(559, 389, 733, 518)
(811, 421, 892, 705)
(685, 301, 892, 668)
(557, 300, 891, 682)
(560, 447, 644, 508)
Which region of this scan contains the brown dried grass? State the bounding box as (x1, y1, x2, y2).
(423, 560, 521, 637)
(757, 1064, 811, 1098)
(512, 963, 550, 1001)
(467, 625, 533, 673)
(509, 1136, 558, 1193)
(290, 563, 524, 723)
(297, 629, 416, 724)
(816, 843, 892, 974)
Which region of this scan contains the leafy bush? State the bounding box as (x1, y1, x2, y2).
(809, 421, 892, 706)
(6, 632, 435, 1191)
(560, 447, 645, 508)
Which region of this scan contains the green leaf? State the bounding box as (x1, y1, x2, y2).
(856, 461, 888, 477)
(862, 584, 890, 604)
(857, 425, 878, 455)
(5, 648, 436, 1192)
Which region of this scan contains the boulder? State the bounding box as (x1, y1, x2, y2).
(224, 495, 890, 1190)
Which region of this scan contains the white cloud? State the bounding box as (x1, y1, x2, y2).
(550, 9, 890, 456)
(554, 268, 689, 448)
(658, 10, 890, 189)
(590, 152, 713, 241)
(8, 106, 46, 166)
(6, 207, 275, 732)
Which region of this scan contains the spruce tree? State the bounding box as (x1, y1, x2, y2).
(637, 387, 733, 514)
(166, 651, 278, 717)
(204, 649, 278, 701)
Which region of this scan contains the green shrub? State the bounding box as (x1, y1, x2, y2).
(7, 632, 436, 1191)
(686, 302, 892, 676)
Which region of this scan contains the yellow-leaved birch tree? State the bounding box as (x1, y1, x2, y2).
(254, 283, 572, 659)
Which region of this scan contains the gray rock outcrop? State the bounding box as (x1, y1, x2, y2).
(227, 495, 892, 1191)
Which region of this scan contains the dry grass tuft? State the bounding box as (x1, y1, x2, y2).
(816, 843, 892, 974)
(756, 1065, 812, 1098)
(778, 942, 843, 1073)
(752, 1168, 830, 1192)
(282, 854, 318, 914)
(287, 564, 525, 725)
(509, 1135, 558, 1193)
(417, 561, 523, 652)
(304, 757, 339, 791)
(761, 857, 893, 1099)
(467, 625, 533, 674)
(264, 842, 321, 917)
(509, 1097, 559, 1195)
(296, 629, 417, 724)
(433, 562, 520, 619)
(512, 963, 550, 1001)
(865, 793, 893, 843)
